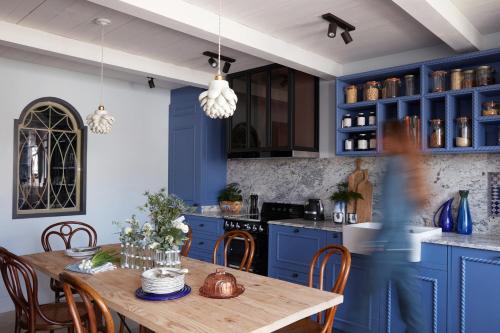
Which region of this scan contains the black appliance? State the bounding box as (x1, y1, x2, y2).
(223, 202, 304, 276)
(304, 199, 325, 221)
(249, 194, 259, 219)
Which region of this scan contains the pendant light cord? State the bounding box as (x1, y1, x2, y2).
(217, 0, 221, 76)
(99, 23, 104, 106)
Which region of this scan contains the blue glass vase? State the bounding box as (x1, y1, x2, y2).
(456, 190, 472, 235)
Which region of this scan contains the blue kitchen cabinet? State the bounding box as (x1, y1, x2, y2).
(448, 246, 500, 333)
(168, 86, 226, 206)
(184, 215, 224, 264)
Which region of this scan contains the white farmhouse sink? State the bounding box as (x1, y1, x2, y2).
(342, 222, 442, 262)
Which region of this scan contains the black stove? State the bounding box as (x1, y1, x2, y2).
(223, 202, 304, 276)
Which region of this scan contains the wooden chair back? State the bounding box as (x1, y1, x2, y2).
(308, 245, 351, 333)
(212, 230, 255, 271)
(0, 247, 69, 332)
(181, 226, 192, 257)
(60, 272, 114, 333)
(41, 221, 97, 251)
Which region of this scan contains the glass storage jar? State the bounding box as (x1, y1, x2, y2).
(429, 119, 444, 148)
(363, 81, 379, 101)
(482, 101, 498, 116)
(342, 113, 352, 128)
(344, 138, 354, 151)
(382, 77, 401, 98)
(345, 85, 358, 104)
(463, 70, 475, 88)
(369, 132, 377, 150)
(356, 134, 368, 150)
(455, 117, 472, 147)
(431, 70, 447, 92)
(356, 113, 366, 126)
(404, 74, 416, 96)
(476, 65, 494, 86)
(368, 111, 376, 126)
(450, 69, 463, 90)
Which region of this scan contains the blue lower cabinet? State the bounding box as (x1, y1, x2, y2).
(184, 215, 224, 263)
(449, 247, 500, 333)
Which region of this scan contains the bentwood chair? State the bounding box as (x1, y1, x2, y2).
(41, 221, 97, 303)
(0, 247, 87, 333)
(60, 272, 114, 333)
(212, 230, 255, 271)
(275, 245, 351, 333)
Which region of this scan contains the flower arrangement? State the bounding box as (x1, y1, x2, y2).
(114, 188, 194, 251)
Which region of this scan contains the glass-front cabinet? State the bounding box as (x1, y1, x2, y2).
(227, 64, 319, 158)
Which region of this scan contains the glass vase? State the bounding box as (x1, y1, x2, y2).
(456, 190, 473, 235)
(154, 248, 181, 268)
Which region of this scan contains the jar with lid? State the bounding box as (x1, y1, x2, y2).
(429, 119, 444, 148)
(344, 138, 354, 151)
(382, 77, 401, 98)
(476, 65, 494, 86)
(345, 85, 358, 104)
(356, 113, 366, 126)
(431, 70, 447, 92)
(369, 132, 377, 150)
(368, 111, 376, 126)
(356, 134, 368, 150)
(404, 74, 416, 96)
(342, 113, 353, 128)
(363, 81, 379, 101)
(450, 69, 463, 90)
(455, 117, 471, 147)
(463, 70, 475, 88)
(482, 101, 498, 116)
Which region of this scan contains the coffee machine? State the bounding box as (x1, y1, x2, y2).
(304, 199, 325, 221)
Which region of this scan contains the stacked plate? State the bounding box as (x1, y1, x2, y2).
(65, 246, 100, 259)
(141, 268, 186, 294)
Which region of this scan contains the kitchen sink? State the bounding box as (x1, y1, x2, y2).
(342, 222, 442, 262)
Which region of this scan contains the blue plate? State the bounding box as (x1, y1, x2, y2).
(135, 285, 191, 301)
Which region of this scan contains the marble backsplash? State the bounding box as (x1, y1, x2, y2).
(227, 154, 500, 234)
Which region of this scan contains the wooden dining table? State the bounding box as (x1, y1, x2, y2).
(22, 244, 343, 333)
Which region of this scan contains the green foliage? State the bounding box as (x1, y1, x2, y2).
(218, 183, 243, 202)
(329, 182, 363, 203)
(91, 249, 119, 267)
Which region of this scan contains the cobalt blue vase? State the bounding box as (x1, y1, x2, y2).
(456, 190, 472, 235)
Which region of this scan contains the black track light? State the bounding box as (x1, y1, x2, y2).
(147, 77, 155, 89)
(327, 22, 337, 38)
(208, 57, 218, 68)
(222, 61, 231, 74)
(341, 30, 353, 44)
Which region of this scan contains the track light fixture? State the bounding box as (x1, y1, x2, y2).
(203, 51, 235, 73)
(147, 77, 155, 89)
(322, 13, 355, 45)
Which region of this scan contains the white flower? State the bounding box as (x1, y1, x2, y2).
(123, 227, 133, 235)
(165, 235, 174, 244)
(148, 242, 160, 250)
(172, 216, 185, 228)
(179, 223, 189, 234)
(143, 223, 152, 231)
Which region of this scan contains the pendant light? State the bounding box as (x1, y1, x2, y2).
(198, 0, 237, 119)
(86, 18, 115, 134)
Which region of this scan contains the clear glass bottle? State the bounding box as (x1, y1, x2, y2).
(357, 134, 368, 150)
(344, 138, 354, 151)
(450, 69, 463, 90)
(483, 101, 498, 116)
(356, 113, 366, 126)
(363, 81, 379, 101)
(369, 132, 377, 150)
(404, 74, 416, 96)
(429, 119, 444, 148)
(342, 113, 352, 128)
(431, 70, 447, 92)
(456, 117, 472, 147)
(476, 65, 494, 86)
(463, 70, 475, 88)
(345, 85, 358, 104)
(382, 77, 401, 98)
(368, 111, 376, 126)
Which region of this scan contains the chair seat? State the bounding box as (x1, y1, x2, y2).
(20, 302, 88, 330)
(274, 318, 324, 333)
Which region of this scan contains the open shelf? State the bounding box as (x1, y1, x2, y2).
(338, 125, 377, 133)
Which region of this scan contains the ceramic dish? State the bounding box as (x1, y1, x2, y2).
(65, 246, 100, 258)
(135, 285, 191, 301)
(141, 268, 186, 294)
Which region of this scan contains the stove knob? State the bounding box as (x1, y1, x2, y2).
(258, 225, 264, 233)
(235, 223, 241, 229)
(224, 221, 229, 228)
(252, 225, 258, 232)
(230, 222, 235, 228)
(243, 223, 251, 231)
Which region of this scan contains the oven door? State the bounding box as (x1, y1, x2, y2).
(225, 235, 267, 275)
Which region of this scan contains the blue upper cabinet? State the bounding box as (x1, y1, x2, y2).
(169, 87, 227, 206)
(336, 47, 500, 156)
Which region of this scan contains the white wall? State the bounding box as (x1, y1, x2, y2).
(0, 57, 170, 312)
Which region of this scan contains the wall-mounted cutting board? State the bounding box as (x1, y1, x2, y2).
(347, 159, 365, 214)
(356, 170, 373, 223)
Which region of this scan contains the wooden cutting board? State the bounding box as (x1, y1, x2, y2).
(356, 170, 373, 223)
(347, 159, 365, 213)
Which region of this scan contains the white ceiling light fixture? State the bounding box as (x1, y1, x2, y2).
(86, 18, 115, 134)
(198, 0, 237, 119)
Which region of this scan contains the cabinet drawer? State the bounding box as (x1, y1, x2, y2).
(185, 215, 223, 236)
(325, 231, 342, 245)
(269, 267, 310, 286)
(190, 234, 218, 254)
(269, 224, 326, 273)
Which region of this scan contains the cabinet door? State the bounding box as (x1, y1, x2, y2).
(184, 216, 224, 263)
(449, 247, 500, 333)
(294, 71, 317, 149)
(270, 67, 290, 148)
(250, 71, 269, 148)
(229, 75, 248, 150)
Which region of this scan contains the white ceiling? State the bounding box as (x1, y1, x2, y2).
(452, 0, 500, 35)
(183, 0, 443, 64)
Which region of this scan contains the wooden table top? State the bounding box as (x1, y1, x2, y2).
(22, 245, 343, 333)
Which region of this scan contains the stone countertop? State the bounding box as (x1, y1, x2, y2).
(186, 212, 225, 219)
(268, 219, 500, 252)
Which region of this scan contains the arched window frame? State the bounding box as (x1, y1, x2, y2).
(12, 97, 87, 219)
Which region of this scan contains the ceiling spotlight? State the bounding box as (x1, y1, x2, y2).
(341, 30, 353, 44)
(327, 22, 337, 38)
(208, 57, 218, 68)
(222, 61, 231, 74)
(147, 77, 155, 89)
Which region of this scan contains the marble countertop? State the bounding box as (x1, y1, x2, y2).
(268, 219, 500, 252)
(186, 211, 226, 218)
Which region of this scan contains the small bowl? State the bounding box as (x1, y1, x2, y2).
(199, 268, 244, 299)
